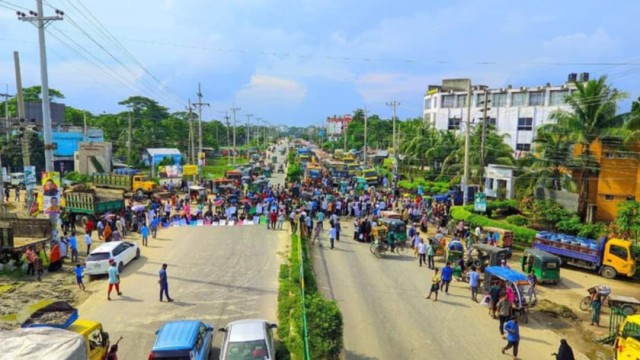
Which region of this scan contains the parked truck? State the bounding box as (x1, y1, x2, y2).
(92, 172, 157, 198)
(63, 186, 125, 225)
(613, 314, 640, 359)
(533, 232, 637, 279)
(0, 213, 51, 263)
(1, 327, 88, 360)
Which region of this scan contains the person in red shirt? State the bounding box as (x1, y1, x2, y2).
(269, 210, 277, 229)
(85, 218, 94, 237)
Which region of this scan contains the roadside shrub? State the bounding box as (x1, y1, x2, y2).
(450, 206, 537, 243)
(306, 294, 343, 359)
(287, 164, 303, 183)
(506, 215, 529, 227)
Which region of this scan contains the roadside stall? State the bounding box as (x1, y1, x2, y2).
(483, 266, 537, 323)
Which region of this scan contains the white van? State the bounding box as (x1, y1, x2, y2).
(9, 172, 25, 188)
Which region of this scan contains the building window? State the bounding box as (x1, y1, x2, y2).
(516, 143, 531, 151)
(617, 152, 628, 159)
(442, 95, 455, 108)
(456, 94, 467, 108)
(512, 92, 527, 106)
(485, 117, 496, 127)
(492, 93, 507, 107)
(604, 195, 614, 200)
(424, 98, 432, 109)
(604, 152, 614, 159)
(529, 91, 545, 106)
(627, 196, 636, 201)
(448, 117, 461, 130)
(549, 90, 569, 105)
(517, 117, 533, 131)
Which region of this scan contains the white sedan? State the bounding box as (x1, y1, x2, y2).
(85, 241, 140, 276)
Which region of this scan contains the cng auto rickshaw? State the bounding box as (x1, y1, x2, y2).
(466, 244, 511, 271)
(483, 266, 537, 323)
(521, 248, 561, 284)
(376, 218, 407, 245)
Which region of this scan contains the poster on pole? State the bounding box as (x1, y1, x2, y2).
(24, 166, 36, 191)
(474, 192, 486, 213)
(41, 171, 61, 214)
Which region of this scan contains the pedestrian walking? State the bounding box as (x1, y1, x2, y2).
(158, 263, 173, 302)
(97, 220, 104, 241)
(34, 255, 44, 281)
(150, 216, 159, 239)
(69, 232, 78, 263)
(334, 217, 341, 241)
(425, 267, 441, 302)
(417, 238, 427, 267)
(497, 293, 512, 336)
(427, 239, 435, 269)
(277, 210, 285, 230)
(501, 317, 520, 359)
(15, 187, 20, 202)
(468, 266, 480, 302)
(490, 282, 502, 318)
(591, 291, 602, 326)
(85, 232, 92, 255)
(553, 339, 575, 360)
(329, 224, 336, 249)
(140, 224, 149, 247)
(107, 260, 122, 300)
(312, 223, 321, 245)
(75, 264, 86, 291)
(440, 262, 453, 294)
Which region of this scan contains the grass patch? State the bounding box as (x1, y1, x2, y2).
(536, 299, 578, 319)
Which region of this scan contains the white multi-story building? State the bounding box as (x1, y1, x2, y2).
(423, 73, 586, 156)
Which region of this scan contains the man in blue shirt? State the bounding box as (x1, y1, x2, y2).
(468, 266, 480, 302)
(158, 263, 173, 302)
(440, 262, 453, 294)
(107, 260, 122, 301)
(68, 232, 78, 263)
(140, 224, 149, 247)
(316, 211, 325, 230)
(502, 317, 520, 359)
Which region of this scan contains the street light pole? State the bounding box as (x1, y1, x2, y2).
(462, 80, 473, 206)
(230, 106, 241, 166)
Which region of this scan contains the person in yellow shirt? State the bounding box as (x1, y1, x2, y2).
(425, 267, 441, 302)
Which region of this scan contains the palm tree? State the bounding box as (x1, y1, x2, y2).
(400, 121, 438, 170)
(551, 76, 627, 221)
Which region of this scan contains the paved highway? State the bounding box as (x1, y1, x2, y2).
(78, 150, 288, 359)
(311, 226, 591, 360)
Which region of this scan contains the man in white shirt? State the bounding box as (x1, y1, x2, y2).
(84, 233, 92, 255)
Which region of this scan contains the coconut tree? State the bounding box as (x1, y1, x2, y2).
(551, 76, 627, 221)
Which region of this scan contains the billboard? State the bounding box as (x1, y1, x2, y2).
(183, 165, 198, 176)
(24, 166, 36, 191)
(41, 171, 61, 214)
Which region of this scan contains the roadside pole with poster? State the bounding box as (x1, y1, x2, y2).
(24, 166, 37, 216)
(41, 171, 61, 215)
(474, 192, 486, 213)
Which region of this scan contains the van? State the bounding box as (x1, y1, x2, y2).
(149, 320, 214, 360)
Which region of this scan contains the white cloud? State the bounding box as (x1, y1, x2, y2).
(235, 74, 306, 106)
(355, 72, 430, 105)
(542, 27, 617, 56)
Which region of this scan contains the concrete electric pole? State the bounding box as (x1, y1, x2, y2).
(245, 114, 253, 148)
(363, 107, 368, 166)
(224, 112, 231, 165)
(0, 87, 12, 141)
(230, 106, 241, 165)
(462, 80, 473, 206)
(386, 101, 400, 154)
(194, 83, 210, 156)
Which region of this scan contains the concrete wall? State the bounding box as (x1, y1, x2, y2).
(74, 142, 113, 175)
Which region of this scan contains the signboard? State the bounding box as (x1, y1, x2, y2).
(183, 165, 198, 176)
(41, 171, 61, 215)
(24, 166, 36, 191)
(442, 78, 471, 92)
(159, 165, 182, 178)
(474, 192, 486, 213)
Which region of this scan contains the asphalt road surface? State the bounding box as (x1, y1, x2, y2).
(311, 227, 591, 360)
(78, 150, 288, 359)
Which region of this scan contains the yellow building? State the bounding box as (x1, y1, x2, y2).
(573, 141, 640, 222)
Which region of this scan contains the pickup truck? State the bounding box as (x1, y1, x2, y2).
(1, 327, 88, 359)
(533, 232, 636, 279)
(63, 187, 125, 224)
(92, 173, 157, 198)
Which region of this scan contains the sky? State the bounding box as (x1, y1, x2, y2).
(0, 0, 639, 126)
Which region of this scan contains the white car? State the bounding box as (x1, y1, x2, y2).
(85, 241, 140, 276)
(219, 319, 277, 360)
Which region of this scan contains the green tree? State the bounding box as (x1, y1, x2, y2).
(551, 76, 627, 221)
(614, 201, 640, 242)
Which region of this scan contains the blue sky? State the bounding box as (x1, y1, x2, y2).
(1, 0, 639, 126)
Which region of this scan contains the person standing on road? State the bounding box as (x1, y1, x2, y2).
(425, 267, 441, 302)
(107, 260, 122, 300)
(69, 232, 78, 263)
(140, 224, 149, 247)
(75, 264, 86, 291)
(501, 316, 520, 359)
(84, 232, 92, 255)
(159, 263, 173, 302)
(329, 224, 336, 249)
(440, 262, 453, 294)
(591, 291, 602, 326)
(497, 293, 512, 337)
(417, 239, 427, 267)
(97, 220, 104, 241)
(468, 266, 480, 302)
(489, 282, 502, 319)
(427, 239, 435, 269)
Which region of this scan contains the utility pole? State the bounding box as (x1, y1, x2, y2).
(342, 117, 347, 151)
(18, 3, 63, 172)
(479, 88, 491, 182)
(194, 83, 210, 156)
(18, 3, 63, 240)
(462, 80, 473, 206)
(187, 100, 195, 164)
(386, 101, 400, 154)
(0, 87, 12, 141)
(127, 107, 132, 165)
(230, 106, 241, 165)
(363, 107, 368, 166)
(14, 52, 25, 120)
(224, 112, 231, 165)
(245, 114, 253, 148)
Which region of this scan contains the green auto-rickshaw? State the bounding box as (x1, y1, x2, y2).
(521, 248, 561, 284)
(376, 218, 407, 245)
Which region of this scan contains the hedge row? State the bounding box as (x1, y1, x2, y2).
(450, 206, 538, 244)
(397, 179, 450, 193)
(277, 234, 344, 359)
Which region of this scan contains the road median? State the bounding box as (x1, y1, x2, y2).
(277, 233, 343, 359)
